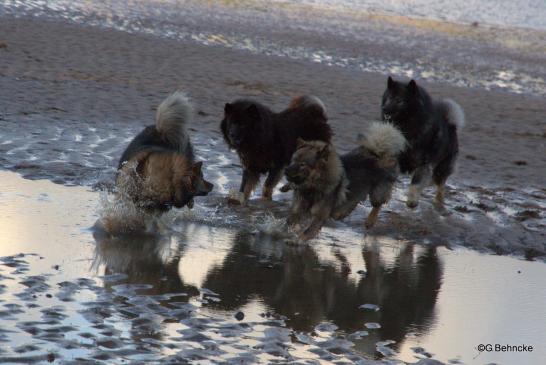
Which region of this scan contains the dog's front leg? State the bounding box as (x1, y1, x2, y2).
(300, 203, 331, 241)
(407, 165, 431, 208)
(262, 167, 284, 200)
(237, 169, 260, 205)
(364, 206, 381, 228)
(287, 193, 303, 227)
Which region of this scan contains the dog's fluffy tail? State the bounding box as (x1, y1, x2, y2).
(288, 95, 328, 119)
(443, 98, 465, 130)
(362, 122, 407, 158)
(155, 91, 193, 146)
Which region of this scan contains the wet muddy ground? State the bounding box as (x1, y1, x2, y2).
(2, 0, 546, 96)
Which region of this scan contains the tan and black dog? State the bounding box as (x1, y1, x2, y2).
(117, 92, 213, 212)
(284, 122, 407, 241)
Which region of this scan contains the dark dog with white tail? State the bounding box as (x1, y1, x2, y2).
(381, 77, 465, 208)
(283, 122, 407, 241)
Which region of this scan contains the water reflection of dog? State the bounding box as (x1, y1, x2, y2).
(92, 228, 199, 298)
(92, 229, 201, 344)
(200, 232, 442, 355)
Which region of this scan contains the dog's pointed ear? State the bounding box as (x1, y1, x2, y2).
(224, 103, 232, 114)
(192, 161, 203, 174)
(408, 79, 418, 94)
(387, 76, 395, 89)
(317, 144, 330, 161)
(296, 138, 307, 149)
(246, 104, 261, 121)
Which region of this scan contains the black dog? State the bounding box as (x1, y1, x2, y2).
(221, 96, 332, 205)
(381, 77, 465, 208)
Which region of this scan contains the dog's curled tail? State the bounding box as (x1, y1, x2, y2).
(362, 122, 407, 159)
(443, 98, 465, 130)
(288, 95, 328, 119)
(155, 91, 193, 141)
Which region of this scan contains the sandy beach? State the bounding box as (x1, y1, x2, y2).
(1, 17, 545, 188)
(0, 10, 545, 365)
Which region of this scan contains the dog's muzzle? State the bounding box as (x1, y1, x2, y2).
(229, 134, 242, 147)
(196, 180, 214, 196)
(285, 166, 304, 184)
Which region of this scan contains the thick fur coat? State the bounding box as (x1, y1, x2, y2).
(381, 77, 464, 208)
(117, 92, 213, 211)
(284, 122, 406, 240)
(221, 95, 332, 204)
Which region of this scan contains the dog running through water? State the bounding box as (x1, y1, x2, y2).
(284, 122, 407, 241)
(117, 92, 213, 213)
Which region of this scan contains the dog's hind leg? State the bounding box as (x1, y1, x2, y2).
(331, 198, 360, 221)
(365, 183, 393, 228)
(262, 167, 284, 200)
(433, 126, 459, 208)
(432, 154, 457, 208)
(407, 165, 431, 209)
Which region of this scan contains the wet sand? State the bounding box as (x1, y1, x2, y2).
(0, 17, 545, 189)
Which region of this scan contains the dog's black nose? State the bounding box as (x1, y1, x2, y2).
(230, 134, 241, 145)
(285, 165, 297, 177)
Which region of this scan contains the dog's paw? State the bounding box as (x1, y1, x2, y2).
(227, 190, 245, 205)
(364, 218, 376, 229)
(298, 232, 312, 242)
(286, 214, 298, 227)
(331, 210, 349, 221)
(433, 201, 451, 216)
(406, 186, 420, 209)
(187, 198, 194, 209)
(227, 197, 241, 205)
(406, 200, 419, 209)
(279, 184, 292, 193)
(299, 228, 318, 242)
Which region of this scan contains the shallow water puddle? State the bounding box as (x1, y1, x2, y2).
(0, 171, 545, 364)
